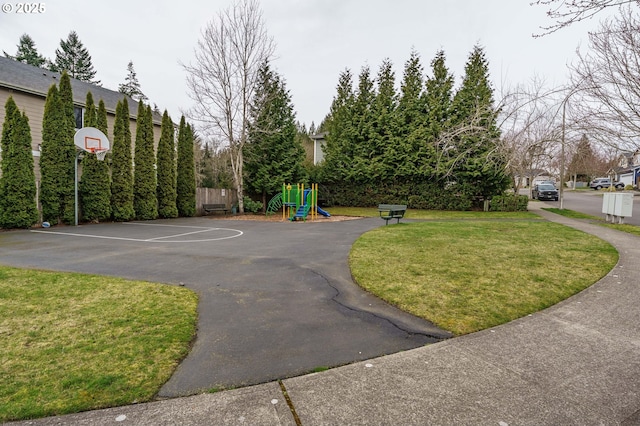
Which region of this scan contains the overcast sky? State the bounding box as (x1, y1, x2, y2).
(0, 0, 613, 130)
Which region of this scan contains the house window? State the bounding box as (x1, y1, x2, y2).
(74, 106, 83, 129)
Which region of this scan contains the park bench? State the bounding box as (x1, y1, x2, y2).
(202, 203, 229, 215)
(378, 204, 407, 225)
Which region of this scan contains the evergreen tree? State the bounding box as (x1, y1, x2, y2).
(111, 99, 135, 221)
(79, 93, 111, 221)
(156, 110, 178, 218)
(245, 62, 306, 206)
(40, 74, 76, 224)
(40, 84, 62, 223)
(424, 50, 454, 178)
(58, 72, 77, 223)
(568, 134, 599, 181)
(0, 97, 17, 223)
(0, 95, 17, 156)
(394, 50, 428, 183)
(369, 59, 397, 182)
(0, 97, 38, 228)
(450, 45, 509, 199)
(96, 99, 109, 135)
(133, 102, 157, 220)
(320, 69, 355, 183)
(3, 34, 47, 67)
(347, 66, 376, 184)
(83, 91, 96, 126)
(425, 50, 454, 139)
(118, 61, 147, 102)
(176, 116, 196, 217)
(198, 142, 215, 188)
(51, 31, 100, 84)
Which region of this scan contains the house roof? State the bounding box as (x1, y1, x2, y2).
(0, 56, 161, 124)
(310, 132, 328, 140)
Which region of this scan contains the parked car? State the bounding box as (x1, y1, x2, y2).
(589, 178, 624, 190)
(532, 183, 559, 201)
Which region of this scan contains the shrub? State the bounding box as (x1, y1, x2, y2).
(625, 184, 634, 191)
(320, 182, 474, 210)
(489, 194, 529, 212)
(243, 196, 263, 213)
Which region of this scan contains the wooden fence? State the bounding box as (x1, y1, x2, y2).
(196, 188, 238, 216)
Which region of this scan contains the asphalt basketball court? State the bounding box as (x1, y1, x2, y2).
(0, 216, 450, 397)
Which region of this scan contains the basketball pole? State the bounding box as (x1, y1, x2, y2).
(74, 149, 81, 226)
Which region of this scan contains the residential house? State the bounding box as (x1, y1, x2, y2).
(614, 149, 640, 188)
(309, 132, 327, 165)
(0, 56, 162, 185)
(513, 169, 555, 188)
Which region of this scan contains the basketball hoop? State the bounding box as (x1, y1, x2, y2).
(73, 127, 111, 226)
(93, 148, 108, 162)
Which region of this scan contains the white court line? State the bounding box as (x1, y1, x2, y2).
(146, 228, 218, 241)
(30, 224, 243, 243)
(31, 230, 145, 242)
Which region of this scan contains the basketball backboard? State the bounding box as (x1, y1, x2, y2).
(74, 127, 110, 153)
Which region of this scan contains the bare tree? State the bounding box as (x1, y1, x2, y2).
(531, 0, 638, 35)
(183, 0, 275, 213)
(568, 5, 640, 152)
(497, 78, 562, 194)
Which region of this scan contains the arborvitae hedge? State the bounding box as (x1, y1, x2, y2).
(156, 110, 178, 218)
(176, 117, 196, 217)
(79, 92, 112, 221)
(40, 81, 75, 224)
(111, 99, 135, 221)
(133, 102, 158, 220)
(0, 97, 38, 228)
(321, 182, 473, 211)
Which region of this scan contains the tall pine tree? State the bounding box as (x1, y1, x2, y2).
(133, 101, 157, 220)
(79, 93, 112, 221)
(176, 116, 196, 217)
(111, 99, 135, 221)
(0, 97, 38, 228)
(157, 111, 178, 218)
(119, 61, 147, 102)
(348, 66, 376, 184)
(51, 31, 99, 84)
(320, 69, 355, 184)
(424, 50, 454, 178)
(394, 50, 428, 183)
(245, 62, 306, 206)
(369, 59, 397, 183)
(450, 45, 509, 199)
(3, 34, 47, 67)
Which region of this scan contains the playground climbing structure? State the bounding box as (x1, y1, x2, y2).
(266, 183, 330, 221)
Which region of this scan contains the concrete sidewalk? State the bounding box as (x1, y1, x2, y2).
(9, 205, 640, 425)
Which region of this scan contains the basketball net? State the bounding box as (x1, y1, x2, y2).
(91, 148, 108, 162)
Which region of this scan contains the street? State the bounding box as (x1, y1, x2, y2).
(526, 189, 640, 226)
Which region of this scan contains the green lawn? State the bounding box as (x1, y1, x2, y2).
(350, 220, 617, 335)
(0, 206, 623, 421)
(543, 207, 640, 237)
(0, 267, 198, 422)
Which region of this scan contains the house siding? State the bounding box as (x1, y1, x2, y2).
(0, 87, 45, 152)
(1, 86, 163, 185)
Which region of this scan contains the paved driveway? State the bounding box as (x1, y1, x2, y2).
(0, 217, 450, 397)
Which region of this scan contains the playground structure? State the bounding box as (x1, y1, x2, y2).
(266, 183, 331, 221)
